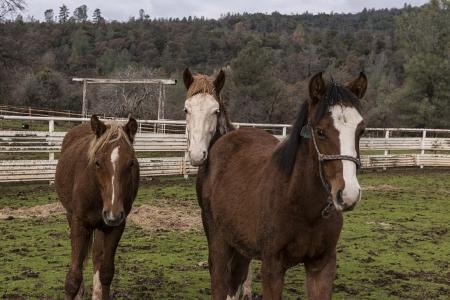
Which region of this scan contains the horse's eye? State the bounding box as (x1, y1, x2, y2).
(183, 107, 188, 114)
(95, 160, 101, 168)
(317, 129, 326, 139)
(129, 159, 135, 168)
(215, 109, 220, 114)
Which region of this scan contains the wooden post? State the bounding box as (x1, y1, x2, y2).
(183, 124, 189, 179)
(420, 130, 426, 169)
(48, 119, 54, 161)
(82, 80, 88, 118)
(383, 130, 390, 170)
(157, 83, 164, 133)
(282, 126, 287, 137)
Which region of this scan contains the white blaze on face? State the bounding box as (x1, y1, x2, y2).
(330, 106, 363, 208)
(185, 93, 219, 166)
(110, 146, 120, 206)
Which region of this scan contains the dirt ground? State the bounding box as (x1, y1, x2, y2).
(0, 202, 202, 232)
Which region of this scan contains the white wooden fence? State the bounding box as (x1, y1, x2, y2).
(1, 115, 449, 182)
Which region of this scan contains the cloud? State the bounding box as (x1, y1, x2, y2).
(21, 0, 428, 21)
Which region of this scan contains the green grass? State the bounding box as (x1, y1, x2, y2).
(0, 171, 449, 299)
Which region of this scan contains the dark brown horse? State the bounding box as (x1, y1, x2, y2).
(201, 72, 367, 299)
(55, 115, 139, 300)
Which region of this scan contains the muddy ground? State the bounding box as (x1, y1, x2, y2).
(0, 171, 449, 299)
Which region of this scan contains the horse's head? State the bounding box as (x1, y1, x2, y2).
(89, 115, 138, 226)
(306, 72, 367, 212)
(183, 68, 228, 166)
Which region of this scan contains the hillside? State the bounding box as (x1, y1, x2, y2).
(0, 0, 449, 127)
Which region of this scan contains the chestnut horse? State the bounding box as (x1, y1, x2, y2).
(201, 72, 367, 299)
(55, 116, 139, 300)
(183, 69, 254, 297)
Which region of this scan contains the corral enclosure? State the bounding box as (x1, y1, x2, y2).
(0, 171, 449, 299)
(0, 107, 450, 299)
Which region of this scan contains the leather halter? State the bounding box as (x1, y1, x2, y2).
(301, 123, 361, 218)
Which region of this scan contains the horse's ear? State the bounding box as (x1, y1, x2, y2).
(124, 118, 138, 143)
(346, 72, 368, 99)
(90, 115, 107, 137)
(183, 68, 194, 90)
(308, 72, 326, 104)
(214, 69, 225, 94)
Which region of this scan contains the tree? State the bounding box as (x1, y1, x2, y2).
(44, 9, 53, 23)
(73, 5, 87, 22)
(92, 8, 103, 23)
(91, 66, 159, 118)
(0, 0, 25, 19)
(229, 40, 284, 123)
(138, 9, 145, 21)
(58, 4, 69, 23)
(16, 69, 66, 109)
(393, 0, 450, 127)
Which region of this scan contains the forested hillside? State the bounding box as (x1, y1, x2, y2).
(0, 0, 449, 127)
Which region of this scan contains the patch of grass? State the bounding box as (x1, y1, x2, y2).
(0, 183, 57, 209)
(0, 171, 449, 299)
(134, 177, 197, 208)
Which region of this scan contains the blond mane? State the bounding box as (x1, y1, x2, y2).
(87, 122, 132, 164)
(187, 75, 217, 98)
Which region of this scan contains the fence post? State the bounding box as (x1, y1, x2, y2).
(420, 130, 426, 169)
(282, 126, 287, 137)
(183, 125, 189, 179)
(48, 119, 55, 161)
(383, 130, 390, 170)
(48, 119, 55, 185)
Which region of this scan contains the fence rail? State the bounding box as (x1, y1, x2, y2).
(1, 115, 450, 182)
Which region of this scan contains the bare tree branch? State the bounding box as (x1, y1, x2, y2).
(0, 0, 26, 18)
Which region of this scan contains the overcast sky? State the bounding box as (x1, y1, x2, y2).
(20, 0, 428, 21)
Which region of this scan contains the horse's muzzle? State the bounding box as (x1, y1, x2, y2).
(335, 189, 360, 212)
(102, 210, 125, 226)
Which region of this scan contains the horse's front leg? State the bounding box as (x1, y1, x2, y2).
(304, 252, 337, 300)
(65, 219, 92, 300)
(261, 254, 287, 300)
(93, 222, 125, 300)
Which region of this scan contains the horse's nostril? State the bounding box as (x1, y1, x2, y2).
(202, 151, 206, 159)
(119, 211, 125, 221)
(102, 210, 108, 220)
(336, 189, 344, 205)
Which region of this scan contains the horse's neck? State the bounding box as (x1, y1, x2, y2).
(209, 109, 235, 150)
(287, 143, 330, 219)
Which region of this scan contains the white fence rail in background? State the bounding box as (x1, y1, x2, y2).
(1, 115, 450, 182)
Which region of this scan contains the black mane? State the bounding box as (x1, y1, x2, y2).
(273, 82, 361, 175)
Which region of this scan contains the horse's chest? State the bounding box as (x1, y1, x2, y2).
(285, 226, 335, 264)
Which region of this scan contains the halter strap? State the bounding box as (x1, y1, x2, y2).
(304, 123, 361, 218)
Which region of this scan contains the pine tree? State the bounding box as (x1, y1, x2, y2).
(73, 5, 88, 23)
(44, 9, 54, 23)
(58, 4, 69, 23)
(92, 8, 103, 23)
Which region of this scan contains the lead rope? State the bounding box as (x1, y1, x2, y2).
(305, 123, 361, 219)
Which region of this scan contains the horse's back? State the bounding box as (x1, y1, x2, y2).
(56, 123, 92, 210)
(210, 127, 279, 165)
(61, 123, 92, 154)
